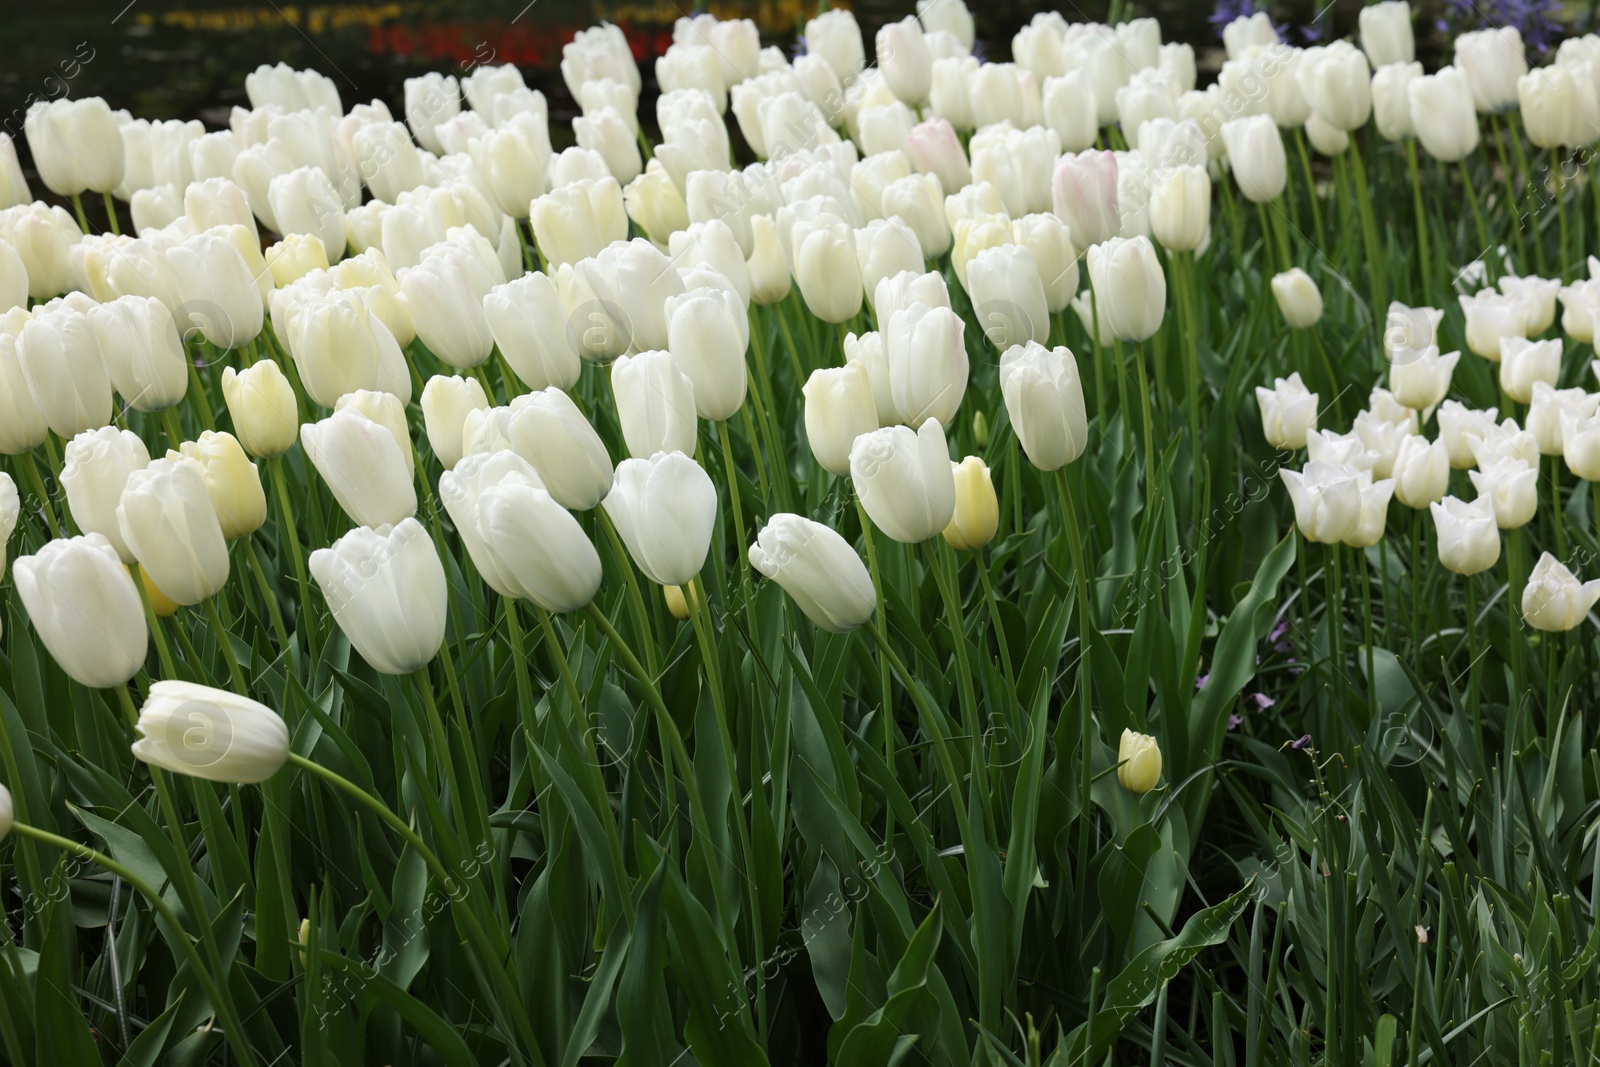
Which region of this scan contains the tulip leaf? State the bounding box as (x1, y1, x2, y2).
(34, 861, 100, 1065)
(833, 898, 943, 1067)
(317, 951, 477, 1067)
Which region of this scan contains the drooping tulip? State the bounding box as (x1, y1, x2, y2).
(132, 680, 290, 784)
(13, 534, 149, 688)
(117, 457, 231, 606)
(602, 451, 718, 586)
(311, 518, 446, 675)
(748, 514, 878, 632)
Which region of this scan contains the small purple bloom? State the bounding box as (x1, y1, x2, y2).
(1291, 733, 1312, 750)
(1227, 714, 1243, 731)
(1195, 672, 1210, 690)
(1251, 692, 1276, 710)
(1208, 0, 1258, 32)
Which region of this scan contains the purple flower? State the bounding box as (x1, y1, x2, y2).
(1195, 672, 1210, 690)
(1291, 733, 1312, 750)
(1227, 713, 1243, 731)
(1250, 692, 1276, 710)
(1209, 0, 1258, 32)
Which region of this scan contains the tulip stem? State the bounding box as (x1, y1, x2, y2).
(1055, 465, 1096, 951)
(853, 496, 894, 793)
(1552, 148, 1570, 280)
(409, 666, 474, 852)
(1411, 510, 1423, 654)
(1508, 526, 1526, 721)
(1345, 137, 1386, 310)
(773, 299, 808, 387)
(1549, 454, 1568, 559)
(159, 407, 185, 449)
(1457, 160, 1494, 283)
(717, 418, 755, 606)
(203, 597, 249, 695)
(243, 535, 292, 666)
(974, 548, 1016, 695)
(1172, 252, 1203, 465)
(268, 457, 318, 654)
(9, 820, 261, 1066)
(1291, 128, 1324, 250)
(1356, 548, 1376, 729)
(1500, 112, 1539, 272)
(1404, 140, 1433, 300)
(100, 190, 121, 236)
(18, 451, 59, 539)
(1465, 577, 1485, 762)
(596, 508, 658, 678)
(284, 751, 541, 1061)
(134, 571, 181, 680)
(747, 305, 794, 511)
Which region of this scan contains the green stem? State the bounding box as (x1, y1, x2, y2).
(1346, 137, 1386, 309)
(19, 451, 59, 539)
(1404, 140, 1434, 301)
(203, 597, 248, 695)
(101, 191, 121, 236)
(69, 193, 91, 233)
(243, 535, 292, 665)
(268, 457, 318, 653)
(974, 548, 1016, 695)
(1292, 128, 1325, 249)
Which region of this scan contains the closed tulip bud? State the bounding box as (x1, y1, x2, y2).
(857, 102, 917, 158)
(1280, 461, 1363, 543)
(421, 374, 489, 471)
(172, 431, 266, 540)
(1371, 62, 1422, 141)
(574, 107, 643, 184)
(1304, 113, 1349, 156)
(1342, 475, 1397, 548)
(1117, 729, 1162, 793)
(61, 427, 152, 563)
(25, 98, 125, 196)
(87, 295, 187, 413)
(301, 407, 416, 529)
(584, 237, 687, 353)
(284, 292, 410, 407)
(1361, 2, 1415, 68)
(611, 350, 698, 459)
(1562, 405, 1600, 479)
(0, 333, 46, 455)
(943, 456, 997, 550)
(404, 72, 460, 155)
(1460, 289, 1529, 360)
(851, 418, 956, 543)
(1087, 237, 1165, 343)
(400, 253, 496, 369)
(267, 167, 346, 264)
(131, 679, 290, 783)
(807, 9, 866, 82)
(1561, 279, 1600, 343)
(879, 173, 949, 260)
(793, 217, 864, 324)
(472, 470, 603, 613)
(1384, 302, 1444, 357)
(877, 17, 932, 106)
(883, 302, 967, 426)
(874, 269, 950, 328)
(495, 389, 614, 510)
(1352, 410, 1408, 479)
(246, 63, 341, 112)
(746, 214, 793, 305)
(1053, 151, 1119, 251)
(327, 391, 410, 482)
(968, 244, 1049, 351)
(1221, 115, 1288, 203)
(1499, 275, 1561, 336)
(117, 457, 230, 606)
(265, 233, 329, 288)
(483, 273, 581, 392)
(749, 513, 878, 632)
(166, 232, 265, 350)
(469, 121, 551, 220)
(603, 451, 717, 586)
(311, 519, 446, 675)
(14, 534, 148, 688)
(562, 23, 643, 101)
(1149, 165, 1211, 253)
(905, 118, 971, 196)
(1465, 416, 1538, 469)
(1523, 553, 1600, 631)
(855, 217, 924, 313)
(1528, 384, 1599, 455)
(1042, 71, 1099, 153)
(1468, 456, 1538, 529)
(1391, 435, 1450, 508)
(951, 213, 1015, 293)
(1255, 372, 1319, 450)
(970, 124, 1058, 218)
(1270, 268, 1323, 329)
(1431, 495, 1501, 574)
(1, 202, 79, 300)
(665, 287, 749, 422)
(670, 218, 751, 306)
(221, 360, 298, 459)
(1435, 402, 1495, 469)
(917, 0, 975, 49)
(1297, 42, 1372, 132)
(529, 177, 626, 268)
(0, 473, 16, 579)
(351, 121, 426, 204)
(16, 307, 112, 438)
(804, 363, 879, 476)
(1456, 27, 1527, 114)
(1408, 68, 1480, 162)
(1497, 337, 1561, 404)
(1389, 345, 1460, 411)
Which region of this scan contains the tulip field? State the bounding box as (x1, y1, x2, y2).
(7, 0, 1600, 1063)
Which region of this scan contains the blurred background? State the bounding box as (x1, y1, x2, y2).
(0, 0, 1589, 183)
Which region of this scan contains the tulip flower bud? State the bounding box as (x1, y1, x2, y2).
(420, 375, 489, 471)
(1341, 475, 1396, 548)
(612, 350, 699, 459)
(174, 430, 267, 540)
(165, 231, 266, 350)
(1391, 435, 1449, 509)
(481, 273, 581, 392)
(749, 514, 878, 632)
(664, 286, 749, 422)
(579, 238, 686, 353)
(405, 72, 460, 155)
(16, 306, 113, 439)
(1562, 405, 1600, 479)
(25, 98, 125, 196)
(1149, 165, 1211, 254)
(1460, 289, 1529, 360)
(951, 213, 1015, 294)
(878, 17, 932, 106)
(1496, 337, 1560, 405)
(1528, 384, 1599, 456)
(1524, 553, 1600, 631)
(0, 783, 10, 841)
(1383, 302, 1443, 358)
(1280, 461, 1364, 543)
(1042, 71, 1099, 153)
(1361, 2, 1415, 68)
(1455, 27, 1527, 114)
(874, 269, 950, 329)
(438, 451, 541, 599)
(1434, 401, 1496, 469)
(86, 295, 187, 414)
(301, 407, 417, 529)
(61, 427, 152, 564)
(14, 534, 149, 688)
(117, 457, 231, 606)
(267, 167, 346, 265)
(0, 332, 46, 455)
(498, 388, 614, 511)
(1388, 345, 1459, 411)
(1297, 41, 1372, 132)
(1432, 495, 1501, 574)
(400, 252, 496, 369)
(1499, 274, 1560, 335)
(1467, 454, 1537, 529)
(1052, 151, 1119, 251)
(1352, 410, 1411, 479)
(265, 234, 329, 288)
(1371, 62, 1422, 142)
(883, 302, 968, 426)
(851, 418, 956, 544)
(1087, 236, 1165, 343)
(530, 177, 627, 268)
(220, 360, 298, 460)
(880, 173, 950, 260)
(1255, 372, 1319, 451)
(1270, 268, 1324, 329)
(311, 519, 446, 675)
(1117, 729, 1162, 793)
(904, 118, 971, 198)
(968, 244, 1049, 351)
(806, 9, 866, 82)
(0, 472, 16, 578)
(284, 292, 410, 408)
(1303, 113, 1349, 157)
(132, 680, 290, 784)
(803, 363, 879, 476)
(855, 217, 924, 314)
(1407, 67, 1481, 162)
(918, 0, 975, 48)
(742, 214, 791, 307)
(0, 239, 24, 313)
(471, 469, 604, 613)
(793, 217, 865, 324)
(1220, 115, 1288, 204)
(1009, 214, 1077, 314)
(1561, 279, 1600, 343)
(603, 451, 718, 586)
(1, 202, 78, 300)
(943, 456, 998, 550)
